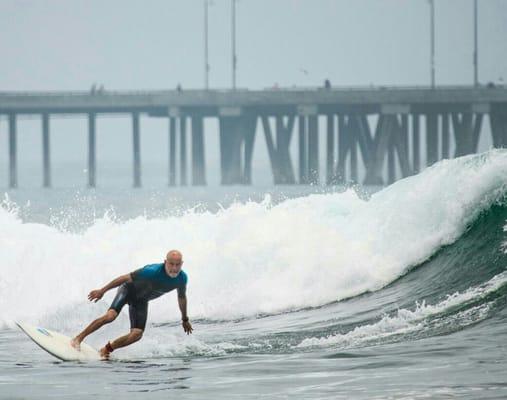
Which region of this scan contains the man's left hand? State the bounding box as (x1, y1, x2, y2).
(182, 320, 193, 335)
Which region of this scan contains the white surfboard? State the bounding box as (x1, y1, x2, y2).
(16, 322, 101, 361)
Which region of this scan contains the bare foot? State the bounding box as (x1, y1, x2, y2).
(99, 346, 110, 360)
(70, 337, 81, 351)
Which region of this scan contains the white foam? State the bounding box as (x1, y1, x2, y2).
(1, 150, 507, 329)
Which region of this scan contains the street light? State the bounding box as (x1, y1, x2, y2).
(204, 0, 210, 90)
(231, 0, 237, 90)
(473, 0, 478, 86)
(428, 0, 435, 88)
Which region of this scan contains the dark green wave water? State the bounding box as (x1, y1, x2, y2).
(309, 201, 507, 348)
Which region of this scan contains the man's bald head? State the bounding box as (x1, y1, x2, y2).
(165, 250, 183, 278)
(166, 250, 183, 261)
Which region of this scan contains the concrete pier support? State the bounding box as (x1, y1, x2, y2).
(334, 114, 373, 185)
(262, 115, 295, 184)
(326, 114, 335, 185)
(298, 116, 308, 184)
(8, 114, 17, 188)
(490, 109, 507, 147)
(278, 115, 296, 184)
(219, 114, 257, 184)
(356, 115, 374, 183)
(296, 112, 319, 185)
(452, 113, 482, 157)
(168, 117, 176, 186)
(42, 113, 51, 188)
(191, 116, 206, 185)
(350, 141, 358, 182)
(326, 113, 365, 185)
(472, 113, 483, 152)
(132, 112, 141, 188)
(363, 115, 386, 185)
(426, 113, 439, 166)
(349, 117, 359, 183)
(168, 114, 194, 186)
(168, 115, 203, 186)
(88, 113, 96, 188)
(328, 113, 370, 185)
(401, 114, 409, 162)
(385, 114, 409, 183)
(364, 114, 411, 185)
(242, 117, 256, 185)
(364, 115, 388, 185)
(308, 115, 319, 184)
(180, 117, 187, 186)
(336, 115, 352, 184)
(395, 115, 411, 179)
(387, 133, 396, 184)
(441, 114, 450, 159)
(412, 114, 420, 174)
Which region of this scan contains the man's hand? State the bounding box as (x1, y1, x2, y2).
(182, 320, 193, 335)
(88, 289, 105, 302)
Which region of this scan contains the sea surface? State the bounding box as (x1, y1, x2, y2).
(1, 150, 507, 399)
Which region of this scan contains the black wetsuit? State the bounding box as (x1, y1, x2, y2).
(109, 263, 188, 330)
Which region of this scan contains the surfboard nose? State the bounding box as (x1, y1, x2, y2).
(16, 322, 100, 362)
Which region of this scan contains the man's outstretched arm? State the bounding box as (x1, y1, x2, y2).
(178, 295, 193, 334)
(88, 274, 132, 302)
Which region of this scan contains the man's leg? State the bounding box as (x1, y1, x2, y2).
(99, 301, 148, 358)
(99, 328, 143, 358)
(71, 309, 118, 349)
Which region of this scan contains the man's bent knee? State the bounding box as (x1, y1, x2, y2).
(129, 328, 143, 342)
(102, 309, 118, 323)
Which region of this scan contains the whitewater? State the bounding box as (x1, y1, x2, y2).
(2, 149, 507, 399)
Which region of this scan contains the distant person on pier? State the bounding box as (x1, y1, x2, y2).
(324, 79, 331, 90)
(70, 250, 193, 359)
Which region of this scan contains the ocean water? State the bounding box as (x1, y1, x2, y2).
(1, 150, 507, 399)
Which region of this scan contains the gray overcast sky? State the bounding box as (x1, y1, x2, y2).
(0, 0, 506, 187)
(0, 0, 506, 91)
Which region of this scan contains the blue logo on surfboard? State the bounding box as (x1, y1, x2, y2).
(37, 327, 52, 337)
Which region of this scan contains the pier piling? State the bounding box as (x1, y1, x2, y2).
(180, 117, 187, 186)
(191, 116, 206, 185)
(8, 114, 17, 188)
(42, 113, 51, 188)
(88, 113, 96, 188)
(168, 117, 176, 186)
(132, 112, 141, 188)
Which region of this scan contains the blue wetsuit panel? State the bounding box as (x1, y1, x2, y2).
(130, 263, 187, 302)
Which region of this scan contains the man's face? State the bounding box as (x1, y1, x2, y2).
(165, 256, 183, 278)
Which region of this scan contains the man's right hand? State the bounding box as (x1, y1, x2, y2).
(88, 289, 105, 302)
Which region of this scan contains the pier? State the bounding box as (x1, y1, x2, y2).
(1, 86, 507, 187)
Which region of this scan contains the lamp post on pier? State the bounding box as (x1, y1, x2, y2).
(428, 0, 435, 88)
(231, 0, 237, 90)
(473, 0, 479, 87)
(204, 0, 210, 90)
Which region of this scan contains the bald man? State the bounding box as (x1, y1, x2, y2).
(71, 250, 192, 359)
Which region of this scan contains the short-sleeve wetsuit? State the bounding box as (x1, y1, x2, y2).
(109, 263, 188, 330)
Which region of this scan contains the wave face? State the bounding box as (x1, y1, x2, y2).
(2, 150, 507, 357)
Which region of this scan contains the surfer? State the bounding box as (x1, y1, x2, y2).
(71, 250, 193, 359)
